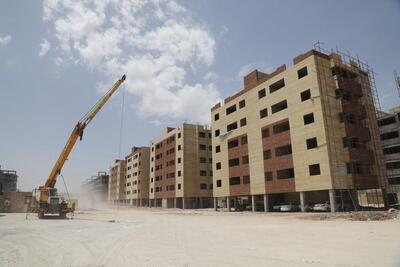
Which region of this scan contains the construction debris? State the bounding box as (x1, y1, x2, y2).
(303, 210, 399, 221)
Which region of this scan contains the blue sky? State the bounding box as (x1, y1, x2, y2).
(0, 0, 399, 193)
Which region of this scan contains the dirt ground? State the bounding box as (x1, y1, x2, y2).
(0, 208, 399, 267)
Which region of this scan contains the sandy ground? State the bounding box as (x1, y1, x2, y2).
(0, 208, 399, 267)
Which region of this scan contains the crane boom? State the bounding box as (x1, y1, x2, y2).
(44, 75, 126, 188)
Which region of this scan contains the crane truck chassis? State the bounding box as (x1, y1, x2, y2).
(28, 75, 126, 219)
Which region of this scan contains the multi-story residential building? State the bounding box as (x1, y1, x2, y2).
(81, 171, 109, 205)
(378, 106, 400, 204)
(125, 146, 150, 207)
(149, 124, 213, 208)
(211, 48, 387, 212)
(0, 165, 17, 193)
(108, 159, 126, 204)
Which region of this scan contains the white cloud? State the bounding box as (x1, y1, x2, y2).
(0, 34, 12, 45)
(39, 38, 51, 56)
(204, 71, 218, 81)
(43, 0, 220, 124)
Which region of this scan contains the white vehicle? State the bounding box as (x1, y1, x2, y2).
(273, 203, 283, 211)
(280, 203, 299, 212)
(313, 203, 330, 212)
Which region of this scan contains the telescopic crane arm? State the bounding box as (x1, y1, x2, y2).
(44, 75, 126, 188)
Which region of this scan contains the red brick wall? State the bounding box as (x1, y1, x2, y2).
(154, 134, 176, 198)
(228, 134, 251, 196)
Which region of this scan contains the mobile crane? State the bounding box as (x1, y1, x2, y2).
(29, 75, 126, 219)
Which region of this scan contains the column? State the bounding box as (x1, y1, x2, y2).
(174, 198, 177, 208)
(251, 195, 256, 212)
(329, 189, 337, 212)
(182, 197, 185, 209)
(300, 191, 306, 212)
(226, 196, 231, 212)
(234, 198, 238, 211)
(214, 197, 218, 211)
(263, 194, 269, 212)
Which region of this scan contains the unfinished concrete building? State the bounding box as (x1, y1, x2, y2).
(81, 171, 109, 205)
(125, 146, 150, 207)
(108, 159, 126, 204)
(0, 165, 17, 193)
(211, 48, 387, 212)
(378, 106, 400, 204)
(149, 124, 213, 208)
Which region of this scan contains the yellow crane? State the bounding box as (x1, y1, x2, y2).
(29, 75, 126, 219)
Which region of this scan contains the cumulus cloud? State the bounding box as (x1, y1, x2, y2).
(43, 0, 221, 124)
(39, 38, 50, 56)
(0, 34, 12, 45)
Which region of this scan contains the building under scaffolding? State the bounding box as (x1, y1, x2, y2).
(81, 171, 109, 206)
(0, 165, 18, 193)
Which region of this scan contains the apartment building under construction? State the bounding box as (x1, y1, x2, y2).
(211, 48, 387, 212)
(108, 159, 126, 204)
(149, 124, 213, 208)
(125, 146, 150, 207)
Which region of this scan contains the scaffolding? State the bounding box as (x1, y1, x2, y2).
(312, 42, 386, 210)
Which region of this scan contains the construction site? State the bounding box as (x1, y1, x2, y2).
(1, 1, 400, 266)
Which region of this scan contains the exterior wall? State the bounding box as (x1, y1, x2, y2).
(0, 192, 31, 213)
(108, 160, 126, 203)
(125, 147, 150, 204)
(378, 108, 400, 195)
(149, 124, 213, 204)
(211, 49, 385, 199)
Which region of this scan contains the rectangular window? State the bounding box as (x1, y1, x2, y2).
(215, 129, 220, 137)
(264, 172, 273, 181)
(243, 175, 250, 184)
(269, 78, 285, 93)
(380, 131, 399, 141)
(240, 117, 247, 127)
(301, 89, 311, 101)
(214, 113, 219, 121)
(200, 170, 207, 176)
(309, 164, 321, 175)
(263, 149, 271, 160)
(216, 145, 221, 153)
(277, 168, 295, 179)
(273, 121, 290, 134)
(199, 157, 207, 163)
(199, 144, 206, 150)
(216, 162, 221, 170)
(177, 170, 181, 176)
(303, 113, 315, 125)
(239, 99, 246, 109)
(200, 183, 207, 190)
(262, 128, 270, 138)
(229, 177, 241, 185)
(271, 100, 288, 114)
(260, 108, 268, 118)
(228, 158, 240, 167)
(242, 155, 249, 164)
(258, 88, 266, 99)
(178, 145, 182, 150)
(227, 122, 238, 132)
(388, 177, 400, 185)
(178, 157, 181, 163)
(241, 135, 248, 145)
(306, 137, 318, 149)
(297, 66, 308, 79)
(378, 116, 396, 126)
(228, 139, 239, 149)
(226, 104, 237, 115)
(386, 161, 400, 170)
(199, 132, 206, 138)
(383, 145, 400, 155)
(177, 183, 181, 190)
(217, 180, 222, 187)
(275, 144, 292, 156)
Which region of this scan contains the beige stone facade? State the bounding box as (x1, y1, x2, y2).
(108, 159, 126, 204)
(125, 146, 150, 206)
(211, 49, 386, 212)
(149, 124, 213, 208)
